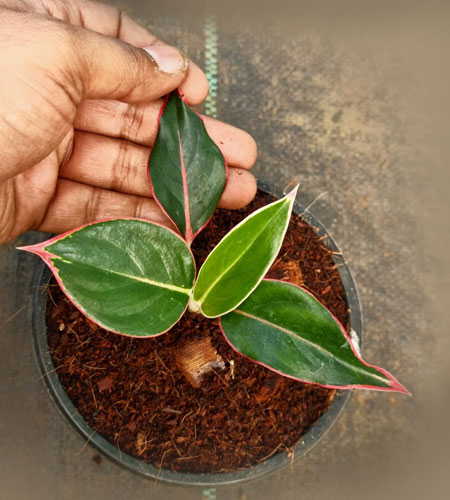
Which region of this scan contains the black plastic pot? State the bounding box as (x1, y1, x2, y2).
(31, 179, 363, 487)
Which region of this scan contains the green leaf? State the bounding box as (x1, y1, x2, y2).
(220, 280, 408, 393)
(148, 90, 227, 244)
(20, 219, 195, 337)
(191, 188, 298, 318)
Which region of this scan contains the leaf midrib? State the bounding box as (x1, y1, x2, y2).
(233, 309, 389, 385)
(177, 129, 192, 242)
(52, 257, 191, 295)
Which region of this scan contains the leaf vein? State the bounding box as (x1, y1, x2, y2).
(233, 309, 389, 384)
(53, 258, 191, 295)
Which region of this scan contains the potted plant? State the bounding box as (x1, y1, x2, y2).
(23, 91, 408, 486)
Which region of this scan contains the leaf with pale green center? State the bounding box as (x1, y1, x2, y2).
(20, 219, 195, 337)
(191, 188, 298, 318)
(148, 90, 227, 244)
(220, 280, 408, 393)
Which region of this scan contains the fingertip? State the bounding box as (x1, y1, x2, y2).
(179, 62, 210, 106)
(143, 45, 188, 75)
(203, 116, 258, 169)
(218, 169, 257, 209)
(242, 171, 258, 206)
(238, 131, 258, 170)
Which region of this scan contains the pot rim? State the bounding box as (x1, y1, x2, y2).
(30, 178, 363, 487)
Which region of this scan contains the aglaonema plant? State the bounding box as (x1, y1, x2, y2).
(20, 90, 408, 394)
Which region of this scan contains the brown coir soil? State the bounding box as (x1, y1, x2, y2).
(46, 191, 349, 473)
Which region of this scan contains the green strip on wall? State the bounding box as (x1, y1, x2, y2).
(204, 14, 218, 118)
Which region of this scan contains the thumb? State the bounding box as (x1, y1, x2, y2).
(67, 26, 188, 102)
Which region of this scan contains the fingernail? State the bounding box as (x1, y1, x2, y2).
(144, 45, 188, 74)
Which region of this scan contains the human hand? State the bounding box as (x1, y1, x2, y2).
(0, 0, 257, 245)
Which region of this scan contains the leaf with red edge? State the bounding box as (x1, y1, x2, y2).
(19, 219, 195, 337)
(220, 279, 408, 393)
(148, 90, 227, 243)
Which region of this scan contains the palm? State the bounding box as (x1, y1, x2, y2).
(3, 132, 73, 239)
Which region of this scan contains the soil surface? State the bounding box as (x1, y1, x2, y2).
(46, 191, 349, 473)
